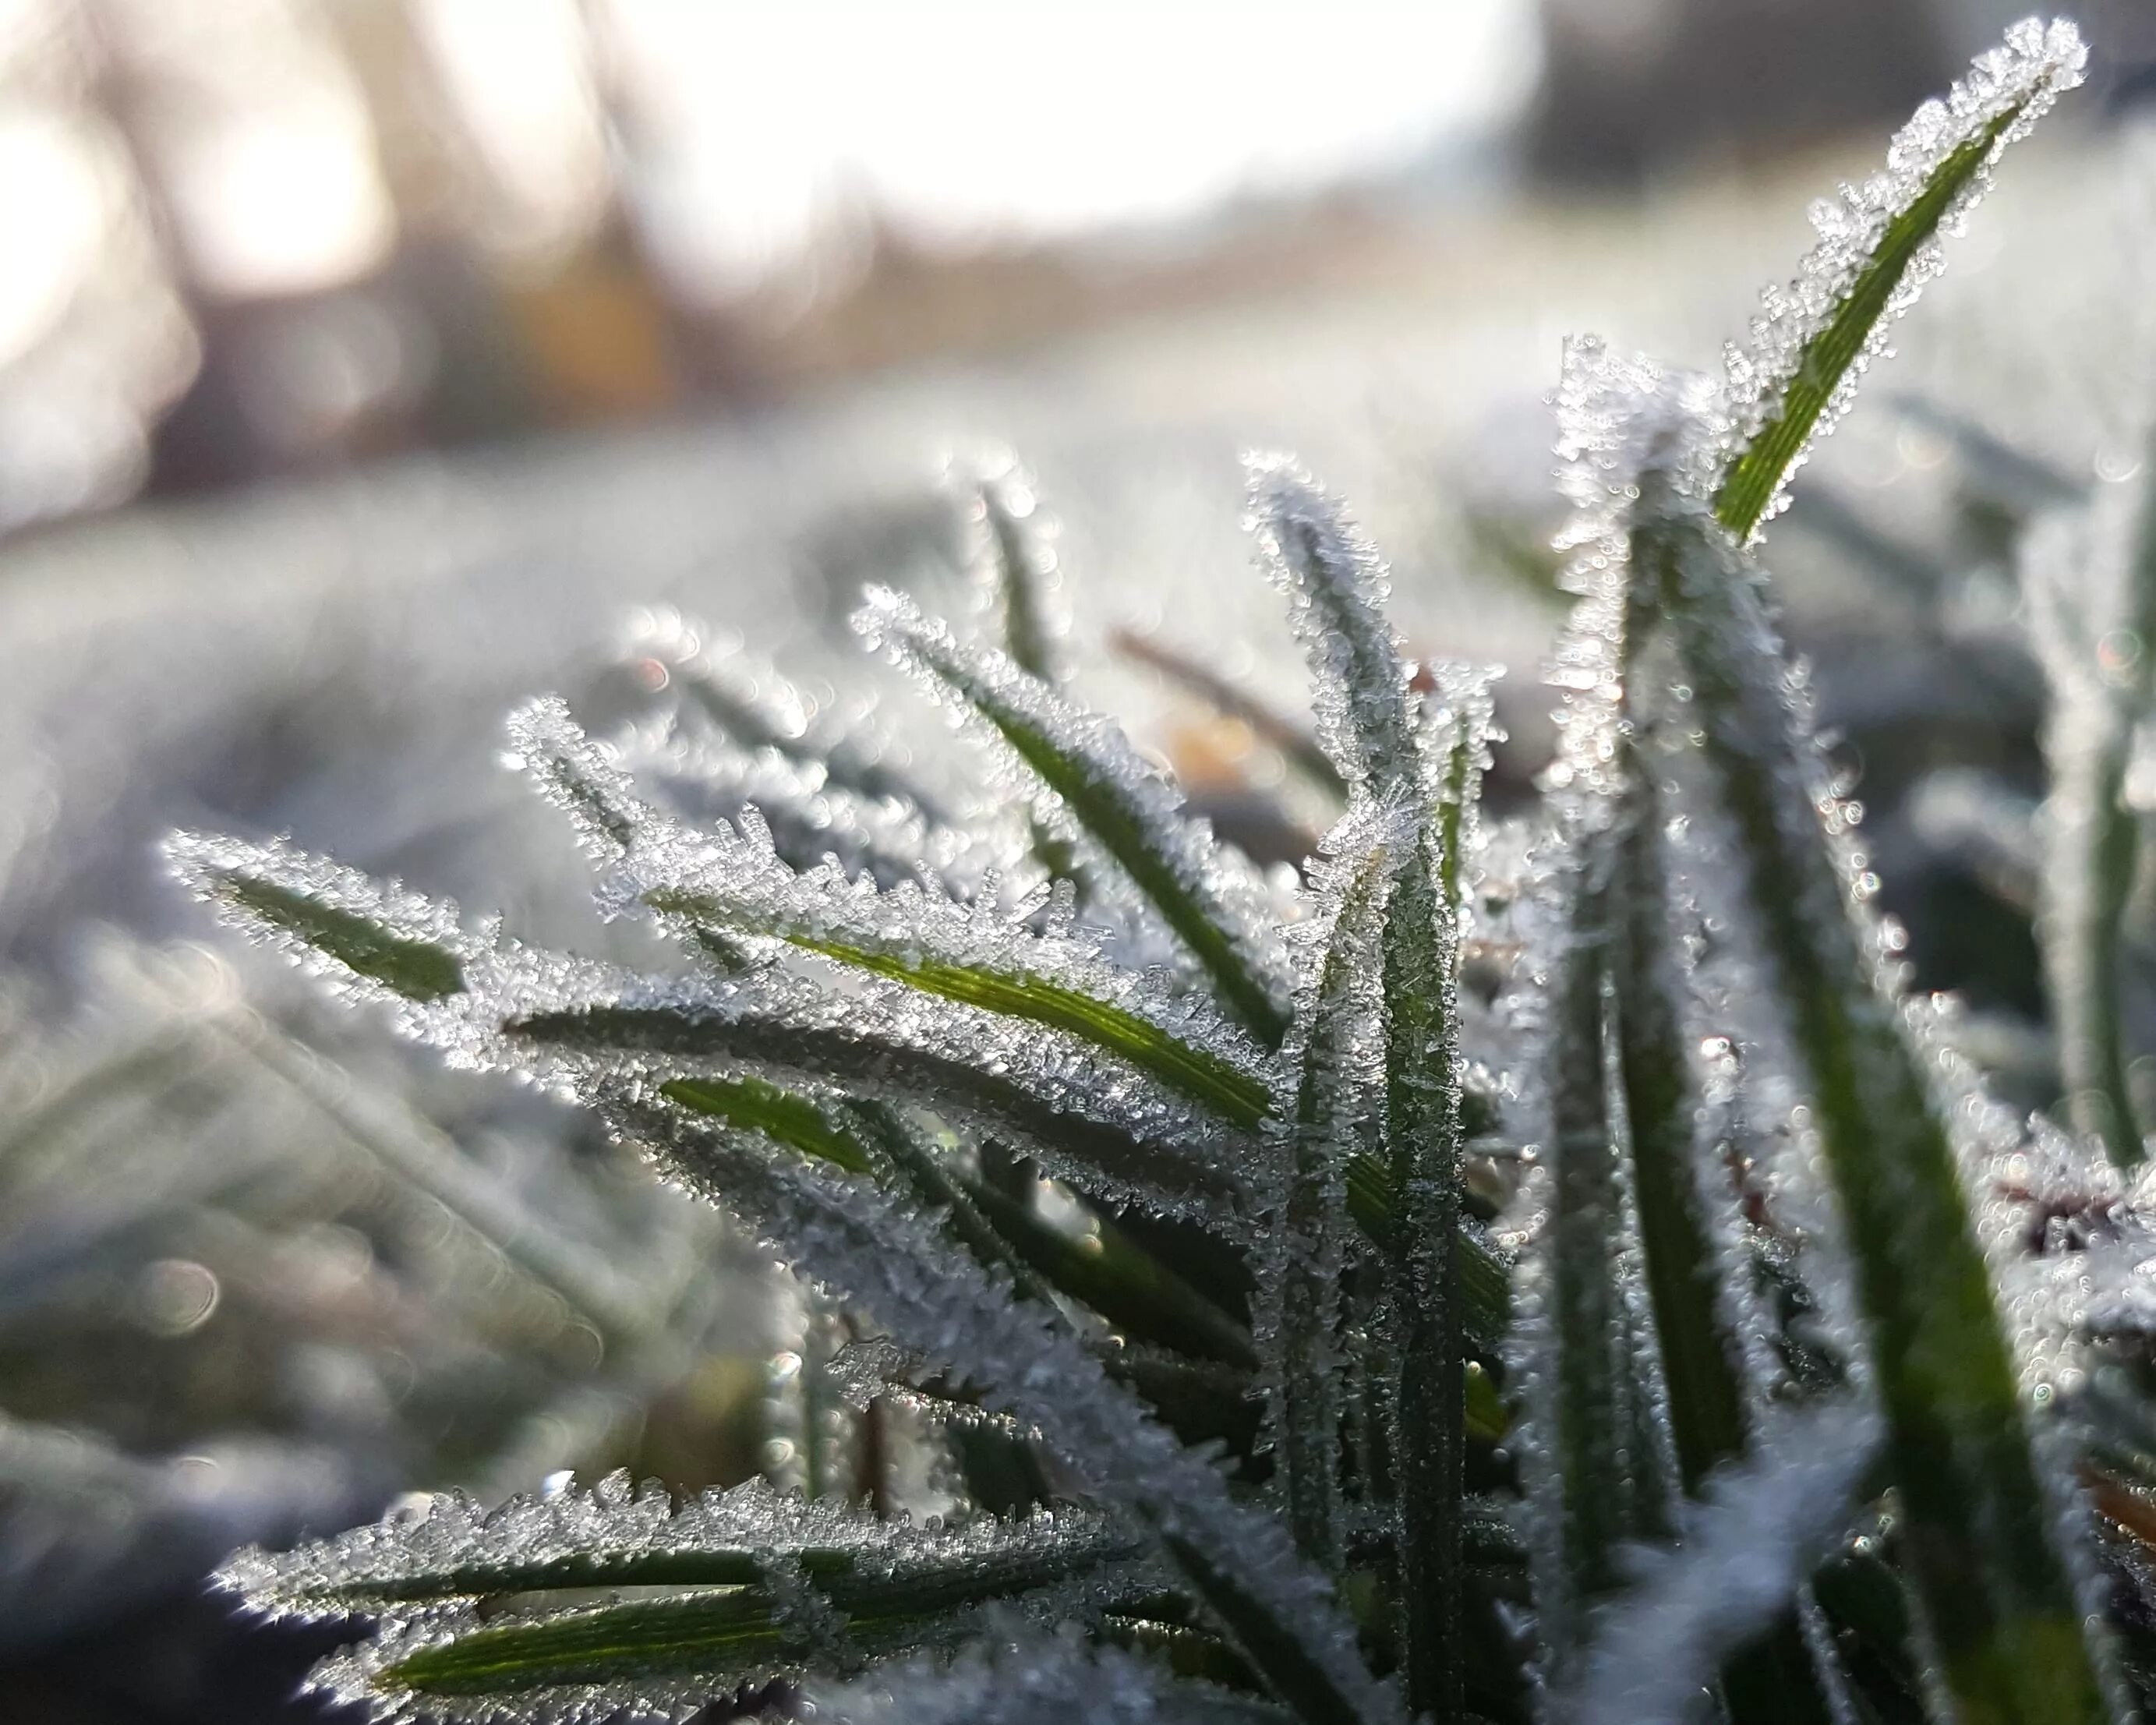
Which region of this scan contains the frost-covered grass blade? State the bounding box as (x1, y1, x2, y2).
(855, 588, 1292, 1046)
(1650, 493, 2115, 1724)
(168, 833, 468, 1005)
(1714, 19, 2087, 540)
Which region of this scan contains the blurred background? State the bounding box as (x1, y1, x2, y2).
(4, 2, 2156, 1720)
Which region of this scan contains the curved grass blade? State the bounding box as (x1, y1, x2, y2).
(510, 991, 1243, 1222)
(1247, 458, 1416, 790)
(659, 1075, 881, 1179)
(613, 788, 1268, 1129)
(1647, 486, 2119, 1725)
(855, 587, 1292, 1046)
(1713, 19, 2085, 541)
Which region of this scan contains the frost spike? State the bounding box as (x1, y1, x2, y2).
(1714, 18, 2085, 541)
(1649, 488, 2118, 1725)
(1264, 803, 1398, 1575)
(854, 587, 1292, 1046)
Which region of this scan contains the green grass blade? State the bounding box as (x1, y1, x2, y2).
(1649, 499, 2116, 1725)
(640, 888, 1269, 1129)
(1712, 20, 2084, 542)
(658, 1076, 880, 1178)
(1612, 789, 1749, 1490)
(2027, 444, 2156, 1167)
(1384, 686, 1490, 1719)
(1267, 813, 1396, 1574)
(963, 1169, 1260, 1371)
(1522, 862, 1677, 1667)
(1146, 1521, 1378, 1725)
(221, 1472, 1133, 1621)
(856, 588, 1291, 1046)
(508, 997, 1242, 1219)
(168, 833, 467, 1003)
(1343, 1157, 1510, 1355)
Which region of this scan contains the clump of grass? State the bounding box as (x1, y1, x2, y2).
(178, 21, 2156, 1725)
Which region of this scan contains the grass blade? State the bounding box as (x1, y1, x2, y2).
(168, 832, 467, 1004)
(508, 992, 1245, 1221)
(1516, 854, 1677, 1671)
(1265, 803, 1398, 1574)
(219, 1472, 1130, 1620)
(1384, 683, 1492, 1718)
(856, 587, 1292, 1046)
(2025, 444, 2156, 1166)
(1649, 490, 2117, 1725)
(1713, 19, 2085, 542)
(962, 458, 1066, 685)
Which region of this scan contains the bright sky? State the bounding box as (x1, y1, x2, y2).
(605, 0, 1543, 297)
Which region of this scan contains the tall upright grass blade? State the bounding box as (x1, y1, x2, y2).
(1263, 801, 1398, 1575)
(1515, 859, 1677, 1675)
(1249, 462, 1497, 1710)
(1649, 482, 2118, 1725)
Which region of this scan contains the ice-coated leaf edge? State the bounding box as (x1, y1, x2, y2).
(1713, 16, 2087, 541)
